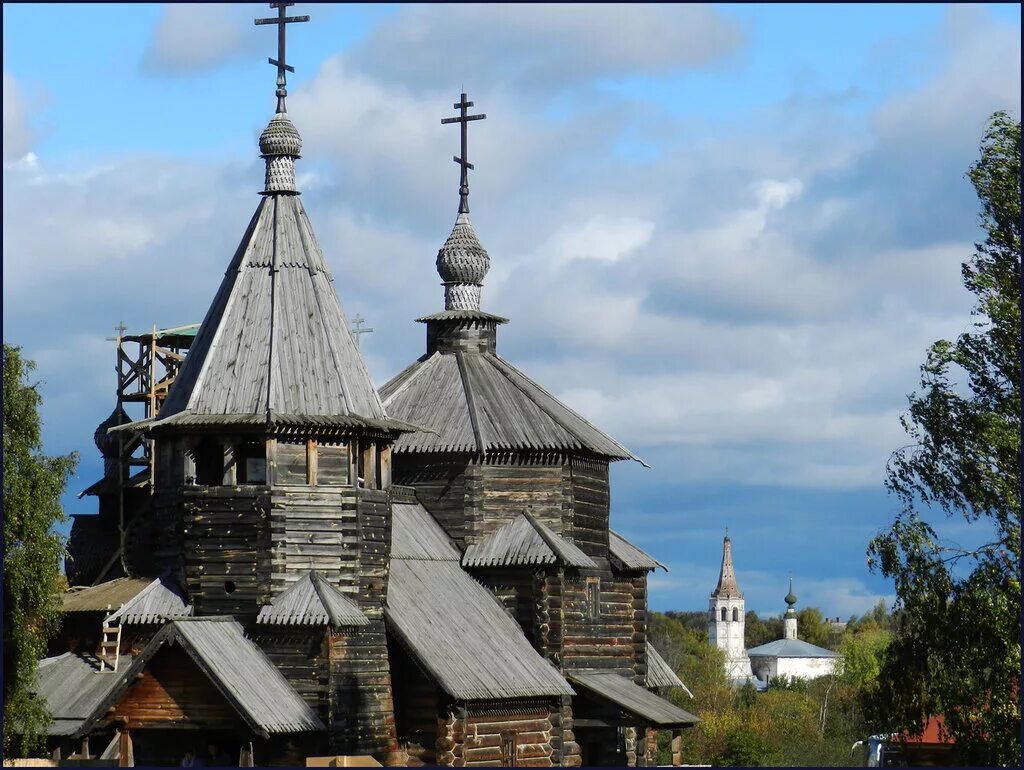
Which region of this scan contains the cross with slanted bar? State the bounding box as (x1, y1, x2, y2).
(255, 3, 309, 113)
(441, 92, 486, 214)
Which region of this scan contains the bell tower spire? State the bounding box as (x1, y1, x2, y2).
(708, 532, 753, 682)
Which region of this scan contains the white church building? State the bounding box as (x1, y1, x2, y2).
(708, 535, 839, 687)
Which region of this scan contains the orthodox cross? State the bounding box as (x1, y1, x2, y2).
(255, 3, 309, 113)
(350, 314, 374, 349)
(106, 321, 128, 342)
(441, 92, 486, 214)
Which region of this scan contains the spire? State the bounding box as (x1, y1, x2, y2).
(255, 3, 309, 194)
(712, 533, 742, 599)
(434, 92, 491, 311)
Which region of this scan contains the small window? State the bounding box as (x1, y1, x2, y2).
(586, 578, 600, 620)
(224, 581, 236, 594)
(236, 441, 266, 484)
(193, 439, 223, 486)
(500, 731, 517, 767)
(732, 608, 740, 622)
(721, 607, 728, 622)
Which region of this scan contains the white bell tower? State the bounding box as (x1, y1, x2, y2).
(708, 533, 753, 680)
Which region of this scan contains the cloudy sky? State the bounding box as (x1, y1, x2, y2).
(3, 3, 1020, 616)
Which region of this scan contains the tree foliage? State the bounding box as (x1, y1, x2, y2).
(650, 611, 879, 766)
(867, 111, 1021, 766)
(3, 345, 78, 756)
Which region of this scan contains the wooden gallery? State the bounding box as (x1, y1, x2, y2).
(37, 5, 698, 767)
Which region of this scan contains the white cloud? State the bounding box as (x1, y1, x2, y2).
(350, 4, 745, 89)
(3, 71, 36, 162)
(141, 4, 260, 74)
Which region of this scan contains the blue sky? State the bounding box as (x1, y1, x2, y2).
(3, 3, 1020, 617)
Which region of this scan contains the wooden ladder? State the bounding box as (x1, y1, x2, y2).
(99, 623, 121, 672)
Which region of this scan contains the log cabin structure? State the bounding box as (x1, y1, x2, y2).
(39, 5, 697, 766)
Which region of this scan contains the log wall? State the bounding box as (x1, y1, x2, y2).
(182, 487, 270, 616)
(435, 699, 577, 768)
(253, 629, 328, 718)
(110, 645, 242, 730)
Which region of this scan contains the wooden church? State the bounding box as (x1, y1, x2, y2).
(40, 5, 697, 766)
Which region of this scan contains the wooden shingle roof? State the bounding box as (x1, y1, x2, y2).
(257, 570, 368, 628)
(105, 573, 192, 625)
(149, 193, 409, 434)
(609, 530, 667, 572)
(387, 501, 574, 700)
(380, 350, 638, 460)
(569, 671, 699, 727)
(462, 511, 597, 569)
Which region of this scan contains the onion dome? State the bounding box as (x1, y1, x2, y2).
(259, 113, 302, 157)
(259, 113, 302, 194)
(94, 405, 130, 457)
(437, 213, 490, 282)
(785, 577, 798, 608)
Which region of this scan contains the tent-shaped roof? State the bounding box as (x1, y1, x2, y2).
(381, 350, 638, 460)
(257, 570, 368, 628)
(386, 501, 573, 700)
(462, 511, 597, 569)
(105, 107, 414, 439)
(569, 671, 699, 727)
(609, 530, 666, 572)
(105, 572, 192, 625)
(746, 638, 840, 659)
(712, 534, 742, 599)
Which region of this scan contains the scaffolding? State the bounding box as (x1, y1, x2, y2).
(92, 323, 198, 584)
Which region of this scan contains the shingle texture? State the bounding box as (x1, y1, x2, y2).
(569, 672, 699, 727)
(105, 573, 192, 625)
(462, 512, 597, 569)
(154, 193, 406, 433)
(35, 652, 137, 736)
(381, 350, 637, 459)
(609, 530, 666, 572)
(35, 619, 324, 738)
(168, 618, 324, 734)
(645, 643, 692, 697)
(386, 501, 573, 700)
(257, 571, 369, 627)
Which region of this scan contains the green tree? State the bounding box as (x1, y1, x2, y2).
(3, 345, 78, 756)
(867, 112, 1021, 766)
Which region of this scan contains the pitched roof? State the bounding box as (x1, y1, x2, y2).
(609, 530, 666, 572)
(105, 573, 192, 625)
(148, 193, 408, 434)
(257, 571, 368, 628)
(168, 618, 324, 735)
(645, 643, 692, 697)
(568, 672, 699, 727)
(38, 619, 324, 738)
(746, 638, 840, 659)
(391, 502, 462, 561)
(387, 501, 573, 700)
(35, 652, 137, 736)
(380, 350, 638, 460)
(712, 535, 742, 599)
(462, 511, 597, 569)
(62, 577, 152, 614)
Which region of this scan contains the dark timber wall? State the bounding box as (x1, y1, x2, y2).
(182, 486, 270, 616)
(393, 453, 611, 551)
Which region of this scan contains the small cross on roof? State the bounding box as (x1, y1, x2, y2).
(254, 2, 310, 113)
